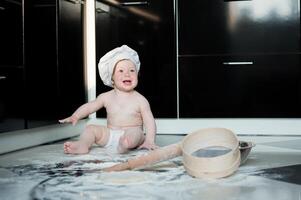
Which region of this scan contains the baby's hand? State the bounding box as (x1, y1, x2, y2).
(138, 141, 159, 151)
(58, 115, 79, 126)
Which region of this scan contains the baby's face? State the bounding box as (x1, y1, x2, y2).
(112, 59, 138, 92)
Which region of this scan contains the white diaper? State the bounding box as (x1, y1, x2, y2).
(104, 129, 125, 153)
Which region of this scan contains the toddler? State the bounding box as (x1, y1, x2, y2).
(59, 45, 157, 154)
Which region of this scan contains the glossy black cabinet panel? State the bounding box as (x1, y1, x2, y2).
(178, 0, 300, 55)
(0, 67, 25, 132)
(179, 55, 301, 117)
(24, 1, 59, 128)
(0, 0, 85, 132)
(24, 0, 85, 128)
(57, 0, 85, 118)
(0, 0, 25, 133)
(95, 0, 177, 118)
(0, 0, 23, 66)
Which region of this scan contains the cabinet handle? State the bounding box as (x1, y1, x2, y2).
(223, 62, 253, 65)
(120, 1, 149, 6)
(223, 61, 254, 65)
(224, 0, 252, 2)
(96, 8, 106, 13)
(0, 76, 7, 80)
(64, 0, 84, 5)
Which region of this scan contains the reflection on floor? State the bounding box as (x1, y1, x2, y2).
(253, 164, 301, 185)
(0, 134, 301, 200)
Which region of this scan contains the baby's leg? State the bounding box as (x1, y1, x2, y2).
(118, 128, 144, 154)
(64, 125, 110, 154)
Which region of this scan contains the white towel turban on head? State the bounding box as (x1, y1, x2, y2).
(98, 45, 141, 87)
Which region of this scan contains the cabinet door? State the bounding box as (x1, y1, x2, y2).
(57, 0, 85, 118)
(178, 0, 300, 55)
(0, 0, 23, 66)
(24, 0, 85, 128)
(24, 1, 59, 128)
(0, 67, 25, 133)
(179, 55, 301, 117)
(95, 0, 177, 118)
(0, 0, 25, 133)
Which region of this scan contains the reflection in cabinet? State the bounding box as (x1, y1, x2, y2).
(178, 0, 300, 55)
(95, 0, 177, 118)
(179, 55, 301, 118)
(178, 0, 301, 118)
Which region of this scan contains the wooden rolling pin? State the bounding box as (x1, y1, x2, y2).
(103, 143, 182, 172)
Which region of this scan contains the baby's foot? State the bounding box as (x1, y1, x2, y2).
(117, 136, 130, 154)
(63, 141, 89, 154)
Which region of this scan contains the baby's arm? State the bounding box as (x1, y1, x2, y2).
(59, 93, 106, 125)
(138, 97, 158, 150)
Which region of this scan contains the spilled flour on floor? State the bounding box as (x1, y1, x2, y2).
(0, 144, 300, 200)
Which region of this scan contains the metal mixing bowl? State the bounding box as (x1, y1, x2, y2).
(239, 141, 255, 165)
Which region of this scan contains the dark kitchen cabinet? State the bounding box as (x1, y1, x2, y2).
(95, 0, 177, 118)
(0, 67, 25, 133)
(57, 0, 86, 121)
(0, 0, 23, 67)
(24, 0, 59, 128)
(178, 0, 301, 118)
(24, 0, 85, 128)
(0, 0, 25, 133)
(178, 0, 300, 55)
(179, 55, 301, 117)
(0, 0, 85, 133)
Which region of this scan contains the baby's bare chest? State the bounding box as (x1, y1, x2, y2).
(105, 100, 141, 117)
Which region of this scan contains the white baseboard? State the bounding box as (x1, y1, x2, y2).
(1, 118, 301, 155)
(0, 120, 87, 155)
(92, 118, 301, 135)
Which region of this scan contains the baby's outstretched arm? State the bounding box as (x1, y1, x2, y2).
(59, 115, 80, 126)
(138, 97, 158, 150)
(59, 94, 105, 125)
